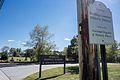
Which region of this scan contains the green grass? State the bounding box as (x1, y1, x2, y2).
(8, 57, 30, 62)
(24, 64, 120, 80)
(108, 64, 120, 80)
(24, 66, 79, 80)
(0, 57, 30, 63)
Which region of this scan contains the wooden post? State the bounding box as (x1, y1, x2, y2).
(100, 45, 108, 80)
(39, 56, 42, 78)
(97, 45, 101, 80)
(77, 0, 100, 80)
(76, 0, 82, 79)
(94, 44, 101, 80)
(64, 56, 66, 74)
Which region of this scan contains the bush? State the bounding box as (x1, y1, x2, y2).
(0, 52, 8, 60)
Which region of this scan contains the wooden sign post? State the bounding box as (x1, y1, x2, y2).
(77, 0, 114, 80)
(39, 55, 66, 78)
(77, 0, 100, 80)
(88, 1, 114, 80)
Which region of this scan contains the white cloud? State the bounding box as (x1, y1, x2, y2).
(64, 38, 71, 41)
(8, 40, 15, 42)
(15, 41, 22, 44)
(21, 42, 27, 45)
(15, 41, 27, 46)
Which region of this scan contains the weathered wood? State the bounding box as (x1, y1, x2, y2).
(92, 44, 101, 80)
(77, 0, 100, 80)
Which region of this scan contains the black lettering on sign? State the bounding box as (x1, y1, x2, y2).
(40, 55, 65, 65)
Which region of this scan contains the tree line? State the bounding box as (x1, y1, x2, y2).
(65, 36, 120, 63)
(0, 24, 120, 63)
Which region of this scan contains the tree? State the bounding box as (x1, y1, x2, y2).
(10, 48, 16, 57)
(1, 46, 9, 53)
(10, 48, 21, 57)
(1, 52, 8, 61)
(63, 47, 68, 56)
(0, 46, 9, 61)
(67, 36, 78, 62)
(24, 48, 36, 61)
(43, 42, 56, 55)
(106, 41, 119, 62)
(28, 24, 55, 62)
(16, 48, 22, 57)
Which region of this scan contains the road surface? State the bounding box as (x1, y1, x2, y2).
(0, 64, 78, 80)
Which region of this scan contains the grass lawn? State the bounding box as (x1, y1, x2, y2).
(0, 57, 31, 63)
(8, 57, 30, 62)
(0, 57, 30, 63)
(107, 64, 120, 80)
(24, 64, 120, 80)
(24, 66, 79, 80)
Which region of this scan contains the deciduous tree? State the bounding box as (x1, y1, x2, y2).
(67, 36, 78, 62)
(28, 24, 55, 61)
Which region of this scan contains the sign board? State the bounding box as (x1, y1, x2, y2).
(40, 55, 65, 65)
(88, 1, 114, 44)
(39, 55, 66, 78)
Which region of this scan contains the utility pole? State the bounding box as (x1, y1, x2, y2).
(77, 0, 100, 80)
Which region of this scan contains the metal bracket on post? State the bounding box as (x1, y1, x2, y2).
(79, 23, 82, 35)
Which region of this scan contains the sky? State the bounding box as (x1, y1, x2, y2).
(0, 0, 120, 51)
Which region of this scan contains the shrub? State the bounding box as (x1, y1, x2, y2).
(1, 52, 8, 60)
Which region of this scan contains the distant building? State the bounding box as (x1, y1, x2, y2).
(0, 0, 4, 10)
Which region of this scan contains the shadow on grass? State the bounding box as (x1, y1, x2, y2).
(36, 74, 64, 80)
(35, 66, 79, 80)
(66, 66, 79, 74)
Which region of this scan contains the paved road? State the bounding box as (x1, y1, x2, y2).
(0, 64, 78, 80)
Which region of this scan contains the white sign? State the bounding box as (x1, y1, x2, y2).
(88, 1, 114, 44)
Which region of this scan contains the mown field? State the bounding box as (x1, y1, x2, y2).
(0, 57, 30, 63)
(8, 57, 30, 62)
(24, 63, 120, 80)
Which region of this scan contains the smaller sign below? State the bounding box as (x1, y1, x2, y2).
(88, 1, 114, 44)
(40, 55, 65, 65)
